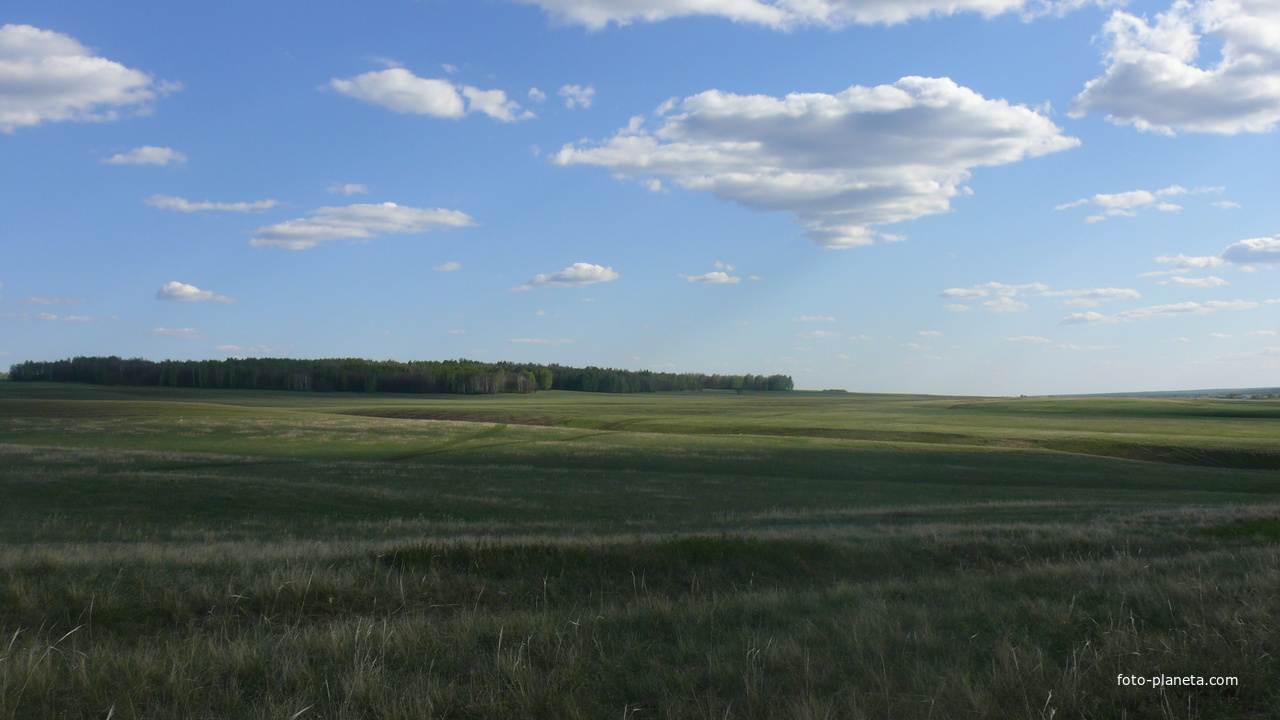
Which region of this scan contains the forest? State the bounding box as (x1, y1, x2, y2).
(6, 356, 794, 395)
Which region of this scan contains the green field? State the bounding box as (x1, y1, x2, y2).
(2, 382, 1278, 718)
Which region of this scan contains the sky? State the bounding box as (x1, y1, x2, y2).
(2, 0, 1278, 396)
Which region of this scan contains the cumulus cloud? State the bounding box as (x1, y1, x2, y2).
(681, 271, 740, 283)
(1071, 0, 1280, 134)
(1054, 185, 1224, 222)
(552, 77, 1077, 248)
(101, 146, 186, 166)
(513, 262, 619, 290)
(156, 281, 234, 303)
(507, 0, 1104, 30)
(1159, 275, 1229, 287)
(148, 327, 205, 339)
(529, 87, 547, 102)
(328, 183, 368, 195)
(146, 195, 279, 213)
(1221, 234, 1280, 264)
(1059, 299, 1259, 324)
(329, 68, 532, 122)
(560, 84, 595, 108)
(0, 24, 179, 133)
(251, 202, 473, 250)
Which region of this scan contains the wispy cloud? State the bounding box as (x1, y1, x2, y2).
(146, 195, 279, 213)
(251, 202, 473, 250)
(101, 146, 186, 166)
(148, 327, 205, 339)
(327, 183, 369, 196)
(1060, 299, 1259, 324)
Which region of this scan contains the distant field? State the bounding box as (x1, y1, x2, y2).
(2, 382, 1278, 718)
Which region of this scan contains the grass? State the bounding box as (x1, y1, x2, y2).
(2, 382, 1279, 718)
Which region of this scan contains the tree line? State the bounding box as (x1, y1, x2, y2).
(7, 356, 793, 395)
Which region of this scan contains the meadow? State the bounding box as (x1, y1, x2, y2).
(1, 381, 1278, 718)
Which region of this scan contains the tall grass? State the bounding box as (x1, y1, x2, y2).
(2, 385, 1279, 717)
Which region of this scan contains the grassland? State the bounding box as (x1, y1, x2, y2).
(2, 382, 1279, 718)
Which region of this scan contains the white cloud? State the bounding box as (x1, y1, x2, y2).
(156, 281, 234, 303)
(983, 296, 1029, 312)
(327, 183, 369, 196)
(148, 327, 205, 339)
(552, 77, 1077, 248)
(1055, 185, 1225, 221)
(329, 68, 531, 122)
(146, 195, 279, 213)
(217, 345, 291, 356)
(941, 281, 1049, 299)
(1210, 332, 1233, 339)
(560, 84, 595, 109)
(509, 338, 574, 345)
(1071, 0, 1280, 134)
(793, 316, 836, 322)
(1156, 253, 1227, 269)
(1159, 275, 1229, 287)
(1007, 335, 1052, 344)
(681, 271, 740, 283)
(1058, 310, 1111, 325)
(1046, 287, 1141, 307)
(940, 288, 988, 299)
(944, 304, 975, 312)
(448, 329, 467, 335)
(251, 202, 473, 250)
(32, 313, 116, 323)
(513, 262, 619, 290)
(1221, 234, 1280, 264)
(529, 87, 547, 102)
(434, 261, 462, 272)
(17, 297, 84, 305)
(507, 0, 1105, 30)
(917, 330, 942, 337)
(1213, 200, 1242, 209)
(101, 146, 186, 166)
(1245, 330, 1278, 337)
(0, 24, 179, 133)
(796, 330, 841, 339)
(1059, 299, 1259, 324)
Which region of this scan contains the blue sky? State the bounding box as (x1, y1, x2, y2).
(2, 0, 1278, 395)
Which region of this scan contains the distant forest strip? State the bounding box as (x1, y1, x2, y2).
(7, 356, 794, 395)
